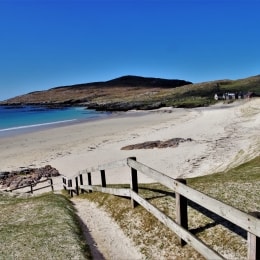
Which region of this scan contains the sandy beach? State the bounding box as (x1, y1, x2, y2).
(1, 99, 260, 188)
(1, 98, 260, 259)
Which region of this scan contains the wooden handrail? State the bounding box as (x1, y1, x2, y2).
(80, 185, 131, 197)
(131, 190, 223, 259)
(62, 157, 260, 259)
(72, 158, 128, 178)
(127, 158, 260, 238)
(6, 178, 54, 194)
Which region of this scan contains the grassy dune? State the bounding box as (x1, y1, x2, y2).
(0, 192, 91, 260)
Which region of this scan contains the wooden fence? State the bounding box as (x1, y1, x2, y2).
(6, 178, 54, 194)
(62, 157, 260, 260)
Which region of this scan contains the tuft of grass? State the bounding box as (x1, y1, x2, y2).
(187, 156, 260, 212)
(0, 192, 91, 260)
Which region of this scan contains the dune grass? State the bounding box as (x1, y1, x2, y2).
(187, 156, 260, 212)
(0, 192, 91, 260)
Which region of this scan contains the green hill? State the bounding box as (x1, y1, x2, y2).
(1, 74, 259, 110)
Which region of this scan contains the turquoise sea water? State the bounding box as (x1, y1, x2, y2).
(0, 106, 109, 136)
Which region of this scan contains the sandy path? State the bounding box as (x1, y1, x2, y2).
(71, 198, 144, 260)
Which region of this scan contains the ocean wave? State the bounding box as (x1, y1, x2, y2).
(0, 119, 77, 132)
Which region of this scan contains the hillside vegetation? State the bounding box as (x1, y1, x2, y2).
(1, 74, 260, 110)
(0, 192, 91, 259)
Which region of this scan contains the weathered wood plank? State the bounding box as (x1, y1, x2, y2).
(66, 187, 76, 191)
(101, 170, 106, 187)
(248, 212, 260, 260)
(8, 179, 52, 192)
(62, 177, 67, 184)
(75, 176, 79, 195)
(8, 185, 31, 192)
(80, 185, 131, 197)
(87, 172, 92, 193)
(97, 158, 128, 171)
(31, 184, 53, 192)
(129, 157, 138, 208)
(62, 177, 67, 190)
(130, 191, 223, 260)
(68, 179, 73, 197)
(176, 178, 188, 246)
(49, 178, 54, 192)
(79, 174, 84, 194)
(76, 158, 128, 177)
(127, 158, 260, 237)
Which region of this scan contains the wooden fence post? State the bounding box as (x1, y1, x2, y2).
(68, 179, 73, 197)
(75, 176, 79, 196)
(175, 178, 188, 246)
(79, 174, 84, 194)
(87, 172, 92, 193)
(63, 177, 67, 190)
(129, 157, 138, 208)
(101, 170, 106, 187)
(248, 212, 260, 260)
(50, 178, 54, 192)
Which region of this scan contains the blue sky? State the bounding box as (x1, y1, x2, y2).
(0, 0, 259, 100)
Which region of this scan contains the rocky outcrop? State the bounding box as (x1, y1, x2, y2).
(121, 138, 192, 150)
(0, 165, 60, 190)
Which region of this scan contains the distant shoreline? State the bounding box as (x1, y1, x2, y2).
(0, 119, 78, 138)
(0, 108, 149, 139)
(0, 105, 111, 138)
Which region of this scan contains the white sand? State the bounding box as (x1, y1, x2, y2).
(1, 98, 259, 184)
(1, 98, 260, 259)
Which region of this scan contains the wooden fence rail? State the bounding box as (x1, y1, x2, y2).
(62, 157, 260, 260)
(6, 178, 54, 194)
(127, 158, 260, 237)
